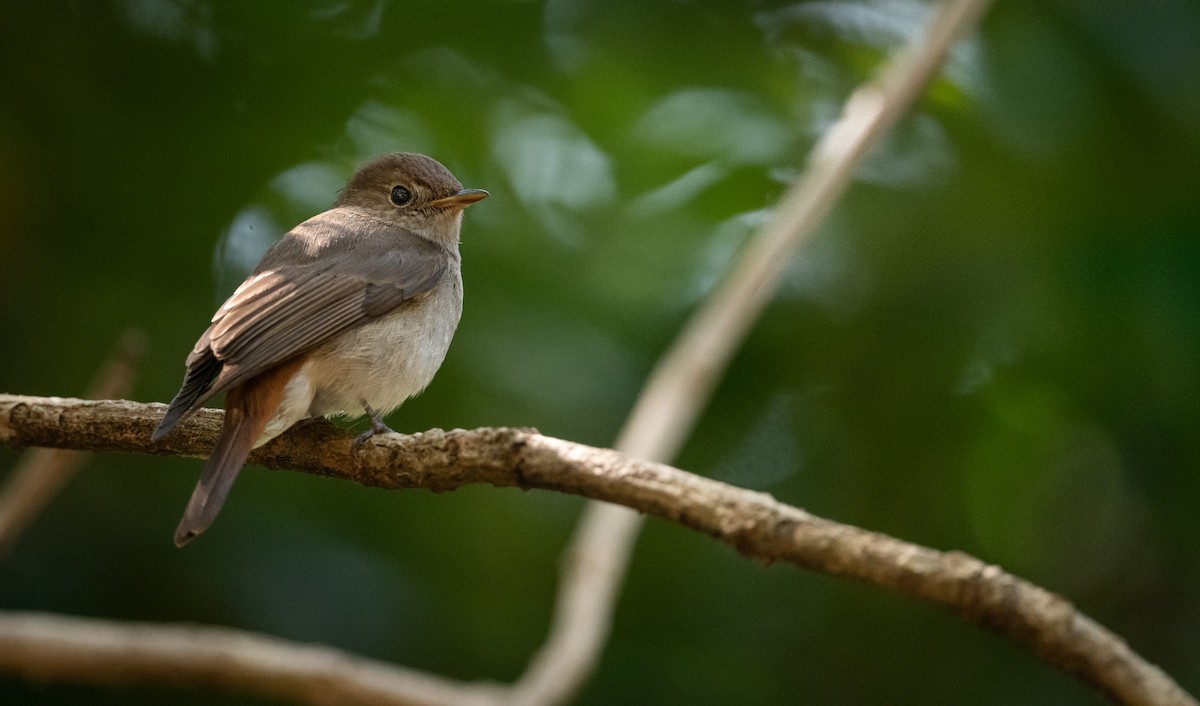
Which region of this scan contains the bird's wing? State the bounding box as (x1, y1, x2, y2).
(153, 215, 449, 439)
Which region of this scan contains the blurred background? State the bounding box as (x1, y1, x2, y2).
(2, 1, 1198, 704)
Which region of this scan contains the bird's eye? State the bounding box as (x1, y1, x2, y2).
(390, 185, 413, 206)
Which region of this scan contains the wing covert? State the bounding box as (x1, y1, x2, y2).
(155, 219, 451, 434)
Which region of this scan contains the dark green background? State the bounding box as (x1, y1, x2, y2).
(2, 1, 1198, 704)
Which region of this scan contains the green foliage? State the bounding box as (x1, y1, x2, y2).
(2, 1, 1198, 703)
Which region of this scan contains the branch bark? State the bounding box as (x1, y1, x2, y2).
(1, 394, 1195, 706)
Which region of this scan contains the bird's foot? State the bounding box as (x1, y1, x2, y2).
(352, 402, 396, 450)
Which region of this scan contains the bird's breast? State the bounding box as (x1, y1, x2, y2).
(300, 271, 463, 419)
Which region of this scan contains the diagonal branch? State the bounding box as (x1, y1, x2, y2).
(0, 394, 1195, 706)
(510, 0, 998, 703)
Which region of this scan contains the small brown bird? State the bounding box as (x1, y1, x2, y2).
(153, 152, 487, 546)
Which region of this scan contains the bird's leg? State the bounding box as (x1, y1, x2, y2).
(352, 402, 396, 448)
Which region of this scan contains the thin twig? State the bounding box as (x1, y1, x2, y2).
(507, 0, 997, 703)
(0, 395, 1194, 706)
(0, 330, 144, 557)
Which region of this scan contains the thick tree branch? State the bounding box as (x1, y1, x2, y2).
(0, 394, 1194, 706)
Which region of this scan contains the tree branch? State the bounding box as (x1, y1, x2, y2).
(510, 0, 999, 702)
(0, 610, 501, 706)
(1, 394, 1194, 706)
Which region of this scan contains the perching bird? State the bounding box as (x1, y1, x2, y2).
(153, 152, 487, 546)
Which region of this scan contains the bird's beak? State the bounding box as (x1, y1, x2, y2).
(430, 188, 489, 209)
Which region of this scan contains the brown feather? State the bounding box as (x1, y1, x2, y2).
(173, 357, 305, 546)
(152, 212, 449, 439)
(158, 152, 485, 545)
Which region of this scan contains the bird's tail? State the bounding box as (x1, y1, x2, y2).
(174, 403, 261, 547)
(174, 359, 302, 546)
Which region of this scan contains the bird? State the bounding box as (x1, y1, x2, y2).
(152, 152, 487, 546)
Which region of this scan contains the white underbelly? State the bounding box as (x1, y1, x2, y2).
(258, 276, 462, 443)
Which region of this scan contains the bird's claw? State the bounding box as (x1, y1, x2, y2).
(352, 403, 396, 450)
